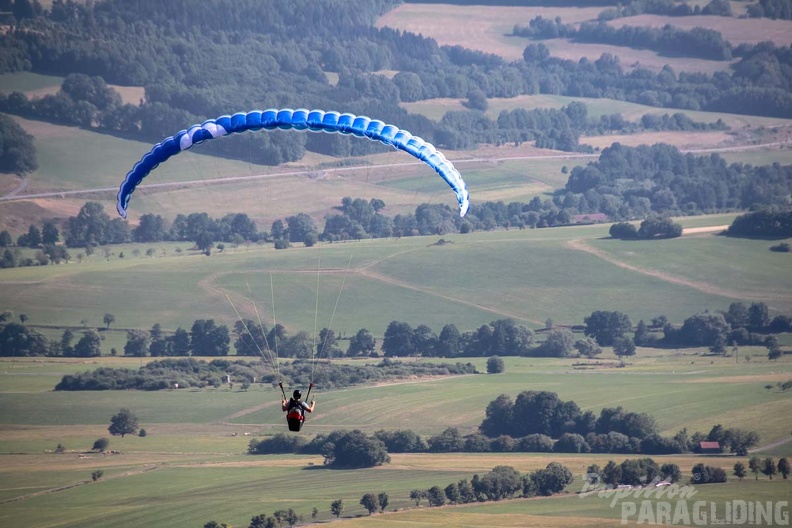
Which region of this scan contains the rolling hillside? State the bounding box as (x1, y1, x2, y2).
(0, 2, 791, 527)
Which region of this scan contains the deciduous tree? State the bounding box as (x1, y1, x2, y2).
(733, 461, 746, 480)
(584, 310, 632, 346)
(575, 337, 602, 359)
(347, 328, 376, 357)
(360, 493, 378, 515)
(377, 491, 389, 512)
(328, 430, 390, 468)
(73, 330, 101, 357)
(108, 408, 139, 438)
(486, 355, 505, 373)
(426, 485, 445, 506)
(124, 330, 149, 357)
(761, 457, 777, 479)
(613, 336, 636, 358)
(749, 456, 762, 479)
(778, 457, 790, 479)
(330, 499, 344, 518)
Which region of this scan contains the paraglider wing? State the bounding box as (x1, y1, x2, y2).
(116, 108, 470, 218)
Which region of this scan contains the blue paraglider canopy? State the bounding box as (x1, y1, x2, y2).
(116, 108, 470, 218)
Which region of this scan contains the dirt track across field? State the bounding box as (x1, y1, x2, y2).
(566, 227, 792, 302)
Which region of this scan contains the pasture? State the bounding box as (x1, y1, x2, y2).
(0, 351, 790, 528)
(8, 213, 792, 344)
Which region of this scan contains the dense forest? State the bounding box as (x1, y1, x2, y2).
(559, 143, 792, 216)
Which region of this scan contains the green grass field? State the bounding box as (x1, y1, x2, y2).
(0, 72, 64, 94)
(0, 352, 790, 528)
(329, 479, 792, 528)
(7, 214, 791, 344)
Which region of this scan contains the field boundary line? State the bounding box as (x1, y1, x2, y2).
(354, 266, 545, 326)
(0, 463, 162, 506)
(565, 237, 792, 302)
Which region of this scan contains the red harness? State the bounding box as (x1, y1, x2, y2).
(286, 400, 305, 432)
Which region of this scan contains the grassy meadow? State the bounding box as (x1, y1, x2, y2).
(7, 213, 792, 345)
(326, 479, 792, 528)
(0, 352, 790, 528)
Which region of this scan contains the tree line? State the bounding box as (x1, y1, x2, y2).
(53, 356, 477, 392)
(746, 0, 792, 19)
(4, 298, 788, 360)
(375, 301, 790, 361)
(726, 209, 792, 238)
(741, 456, 790, 480)
(560, 143, 792, 219)
(248, 429, 391, 468)
(410, 463, 573, 506)
(249, 427, 574, 498)
(609, 217, 683, 239)
(246, 390, 760, 457)
(0, 220, 69, 268)
(602, 0, 733, 19)
(480, 390, 760, 456)
(580, 302, 790, 359)
(212, 451, 792, 526)
(205, 460, 576, 526)
(514, 15, 733, 61)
